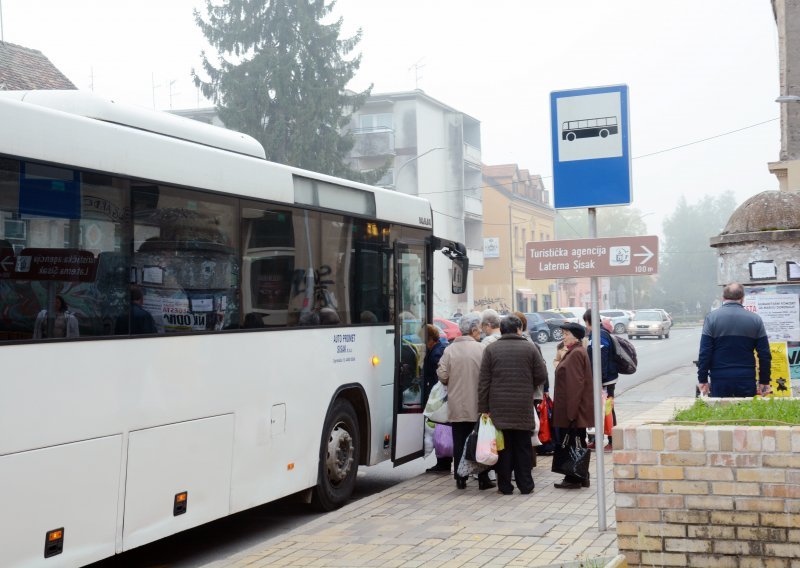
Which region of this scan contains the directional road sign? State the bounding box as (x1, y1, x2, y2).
(525, 235, 658, 280)
(550, 84, 631, 209)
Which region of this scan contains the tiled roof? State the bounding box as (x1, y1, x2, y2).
(0, 42, 76, 90)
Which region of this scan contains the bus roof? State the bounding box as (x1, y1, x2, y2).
(0, 90, 433, 229)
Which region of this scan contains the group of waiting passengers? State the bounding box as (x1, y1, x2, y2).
(421, 308, 615, 494)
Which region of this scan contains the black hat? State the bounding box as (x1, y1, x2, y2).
(559, 322, 585, 340)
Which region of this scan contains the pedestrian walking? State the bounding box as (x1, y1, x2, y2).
(552, 322, 594, 489)
(436, 313, 493, 490)
(697, 282, 772, 397)
(478, 314, 547, 495)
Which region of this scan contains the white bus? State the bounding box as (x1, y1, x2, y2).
(0, 91, 468, 567)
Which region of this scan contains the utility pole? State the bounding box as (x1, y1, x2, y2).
(1, 0, 5, 44)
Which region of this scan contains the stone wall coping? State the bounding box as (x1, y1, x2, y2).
(613, 397, 800, 452)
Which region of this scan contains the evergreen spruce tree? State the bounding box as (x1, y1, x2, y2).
(193, 0, 372, 180)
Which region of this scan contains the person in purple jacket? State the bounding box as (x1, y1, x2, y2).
(697, 282, 772, 398)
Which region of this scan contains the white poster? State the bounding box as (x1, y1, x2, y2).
(743, 293, 800, 342)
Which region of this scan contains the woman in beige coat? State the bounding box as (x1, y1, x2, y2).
(437, 313, 491, 490)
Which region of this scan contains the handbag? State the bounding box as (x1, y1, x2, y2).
(433, 423, 453, 458)
(551, 430, 591, 481)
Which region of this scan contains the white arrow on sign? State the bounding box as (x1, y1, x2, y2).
(0, 256, 13, 272)
(633, 246, 654, 265)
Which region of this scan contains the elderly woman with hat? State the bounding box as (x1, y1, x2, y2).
(552, 322, 595, 489)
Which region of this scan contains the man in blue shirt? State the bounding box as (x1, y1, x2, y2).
(697, 282, 772, 397)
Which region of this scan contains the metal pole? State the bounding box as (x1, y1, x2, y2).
(0, 0, 5, 43)
(589, 207, 607, 531)
(508, 206, 514, 311)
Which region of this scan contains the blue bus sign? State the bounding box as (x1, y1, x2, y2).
(550, 85, 631, 209)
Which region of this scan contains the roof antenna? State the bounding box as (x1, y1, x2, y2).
(408, 58, 425, 90)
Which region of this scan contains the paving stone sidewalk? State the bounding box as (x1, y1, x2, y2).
(215, 368, 697, 568)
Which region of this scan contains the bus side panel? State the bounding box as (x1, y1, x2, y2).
(0, 435, 122, 568)
(122, 414, 234, 551)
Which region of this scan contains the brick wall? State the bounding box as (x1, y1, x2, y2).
(614, 422, 800, 567)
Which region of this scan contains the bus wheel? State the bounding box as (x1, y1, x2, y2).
(600, 129, 609, 138)
(566, 132, 576, 141)
(312, 398, 359, 511)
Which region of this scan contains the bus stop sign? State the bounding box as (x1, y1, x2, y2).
(550, 84, 631, 209)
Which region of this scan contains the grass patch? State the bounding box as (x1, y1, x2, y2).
(672, 397, 800, 426)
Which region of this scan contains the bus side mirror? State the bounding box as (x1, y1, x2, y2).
(452, 257, 468, 295)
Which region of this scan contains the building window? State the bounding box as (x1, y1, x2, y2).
(357, 113, 393, 132)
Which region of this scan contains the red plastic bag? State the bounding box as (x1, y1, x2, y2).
(537, 394, 553, 444)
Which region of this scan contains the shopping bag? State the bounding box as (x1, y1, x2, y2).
(423, 381, 449, 424)
(433, 423, 453, 458)
(423, 419, 435, 458)
(464, 420, 479, 462)
(457, 437, 491, 478)
(603, 395, 614, 437)
(531, 404, 542, 447)
(537, 394, 553, 444)
(496, 428, 505, 452)
(551, 431, 591, 481)
(476, 415, 499, 466)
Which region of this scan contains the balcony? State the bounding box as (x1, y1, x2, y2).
(464, 194, 482, 220)
(467, 247, 484, 269)
(351, 128, 395, 158)
(463, 142, 481, 168)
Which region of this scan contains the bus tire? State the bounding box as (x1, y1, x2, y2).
(566, 132, 576, 141)
(312, 398, 359, 511)
(600, 129, 609, 138)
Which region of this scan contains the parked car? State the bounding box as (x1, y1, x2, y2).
(535, 311, 570, 341)
(433, 317, 461, 342)
(547, 308, 583, 325)
(523, 312, 553, 344)
(599, 309, 631, 334)
(627, 309, 672, 339)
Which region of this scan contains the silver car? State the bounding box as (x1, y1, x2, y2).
(627, 309, 672, 339)
(599, 309, 630, 334)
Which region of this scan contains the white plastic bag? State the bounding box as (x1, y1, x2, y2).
(475, 415, 499, 466)
(423, 382, 448, 424)
(423, 420, 435, 458)
(531, 404, 542, 447)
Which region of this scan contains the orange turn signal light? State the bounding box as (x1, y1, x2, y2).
(371, 355, 380, 366)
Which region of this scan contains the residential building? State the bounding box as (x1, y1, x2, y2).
(474, 164, 556, 314)
(347, 90, 483, 318)
(0, 42, 76, 90)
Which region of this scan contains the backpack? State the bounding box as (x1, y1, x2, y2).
(610, 333, 637, 374)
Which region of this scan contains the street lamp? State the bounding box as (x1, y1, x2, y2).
(391, 147, 445, 191)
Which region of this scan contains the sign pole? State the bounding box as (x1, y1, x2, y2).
(588, 208, 607, 531)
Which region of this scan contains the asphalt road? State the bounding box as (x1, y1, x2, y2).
(89, 326, 702, 568)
